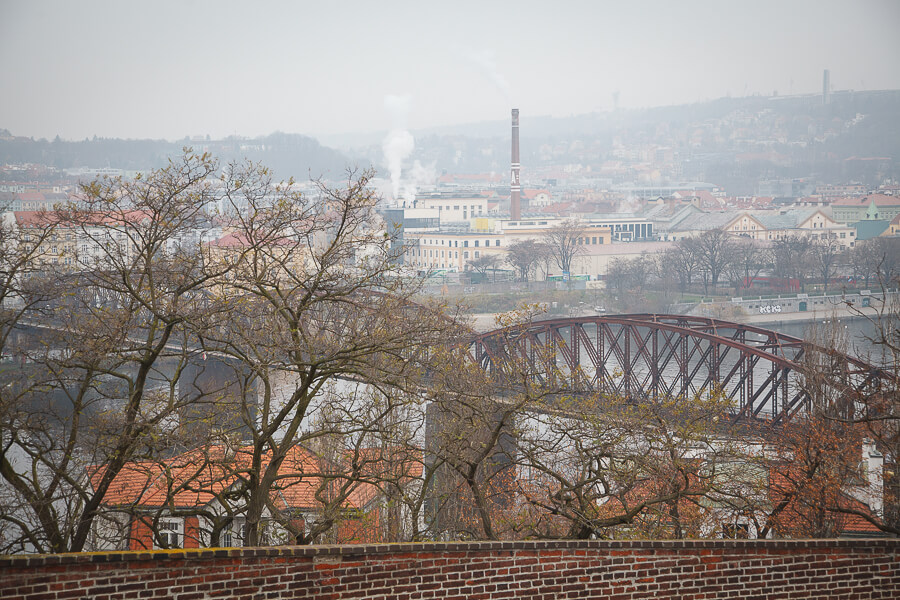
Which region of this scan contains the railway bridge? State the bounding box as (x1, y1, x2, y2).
(469, 314, 895, 424)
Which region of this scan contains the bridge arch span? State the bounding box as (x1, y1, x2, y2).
(470, 314, 893, 424)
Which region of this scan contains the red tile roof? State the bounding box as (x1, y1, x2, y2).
(832, 193, 900, 207)
(12, 211, 59, 227)
(766, 468, 883, 536)
(92, 444, 421, 512)
(523, 189, 550, 200)
(15, 192, 45, 203)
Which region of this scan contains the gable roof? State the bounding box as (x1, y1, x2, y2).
(92, 443, 422, 512)
(833, 194, 900, 207)
(724, 212, 767, 231)
(522, 189, 550, 200)
(752, 209, 822, 230)
(668, 210, 735, 233)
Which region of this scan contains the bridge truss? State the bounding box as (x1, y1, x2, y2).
(470, 314, 895, 424)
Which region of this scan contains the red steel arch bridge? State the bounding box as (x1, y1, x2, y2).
(469, 314, 895, 425)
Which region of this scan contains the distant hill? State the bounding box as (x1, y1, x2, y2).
(345, 89, 900, 194)
(0, 132, 358, 182)
(4, 90, 898, 192)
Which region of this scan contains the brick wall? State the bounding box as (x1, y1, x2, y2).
(1, 539, 898, 599)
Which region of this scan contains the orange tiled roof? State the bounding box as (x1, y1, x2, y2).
(93, 444, 420, 512)
(13, 211, 58, 227)
(767, 467, 883, 536)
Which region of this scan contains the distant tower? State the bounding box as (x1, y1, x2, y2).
(823, 69, 831, 105)
(510, 109, 521, 220)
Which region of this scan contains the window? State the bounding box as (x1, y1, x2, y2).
(463, 241, 469, 248)
(222, 523, 245, 548)
(495, 240, 500, 246)
(156, 520, 182, 548)
(474, 251, 480, 258)
(592, 237, 597, 244)
(464, 251, 469, 259)
(474, 241, 479, 247)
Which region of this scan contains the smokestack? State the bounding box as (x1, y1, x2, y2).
(511, 108, 521, 220)
(823, 69, 831, 105)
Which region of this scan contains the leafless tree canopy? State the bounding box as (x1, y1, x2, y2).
(3, 152, 897, 552)
(542, 219, 587, 276)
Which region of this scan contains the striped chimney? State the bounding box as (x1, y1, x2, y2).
(510, 108, 521, 220)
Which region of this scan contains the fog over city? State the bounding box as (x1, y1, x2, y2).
(4, 0, 900, 576)
(2, 0, 900, 141)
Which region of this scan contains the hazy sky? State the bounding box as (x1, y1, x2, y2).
(2, 0, 900, 141)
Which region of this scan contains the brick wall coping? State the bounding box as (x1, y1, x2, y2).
(2, 538, 898, 568)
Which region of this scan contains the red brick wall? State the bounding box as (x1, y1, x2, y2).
(1, 539, 898, 599)
(127, 516, 202, 551)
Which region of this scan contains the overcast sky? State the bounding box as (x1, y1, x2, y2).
(2, 0, 900, 142)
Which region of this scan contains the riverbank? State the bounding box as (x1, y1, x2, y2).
(732, 304, 881, 327)
(466, 304, 884, 333)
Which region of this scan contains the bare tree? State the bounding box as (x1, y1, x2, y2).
(810, 235, 842, 292)
(660, 239, 701, 294)
(194, 164, 463, 546)
(869, 238, 900, 287)
(467, 253, 502, 283)
(693, 229, 736, 295)
(510, 391, 733, 540)
(773, 235, 812, 292)
(724, 238, 771, 293)
(542, 219, 587, 277)
(505, 239, 548, 282)
(0, 152, 229, 553)
(847, 240, 880, 288)
(826, 283, 900, 536)
(606, 255, 652, 294)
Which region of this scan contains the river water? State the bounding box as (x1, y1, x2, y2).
(765, 316, 890, 366)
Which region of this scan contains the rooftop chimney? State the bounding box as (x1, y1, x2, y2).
(510, 108, 521, 220)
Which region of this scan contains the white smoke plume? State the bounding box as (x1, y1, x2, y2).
(461, 48, 511, 102)
(382, 95, 414, 201)
(402, 159, 436, 202)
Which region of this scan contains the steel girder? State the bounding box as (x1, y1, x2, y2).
(469, 314, 895, 425)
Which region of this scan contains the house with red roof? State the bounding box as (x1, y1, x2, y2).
(522, 189, 552, 208)
(89, 443, 423, 550)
